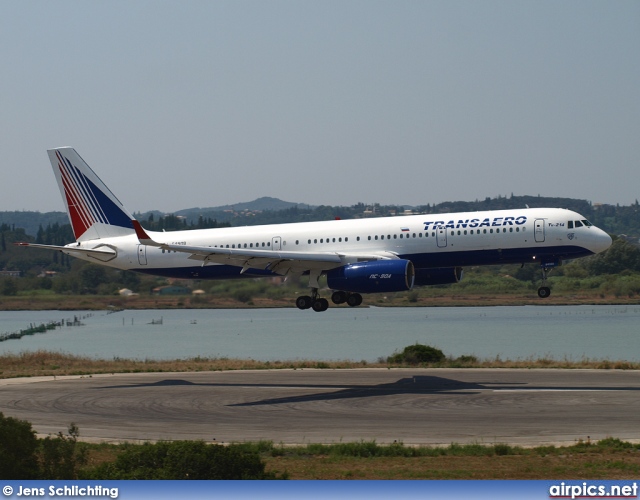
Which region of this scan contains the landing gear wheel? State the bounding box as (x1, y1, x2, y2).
(296, 295, 312, 310)
(537, 286, 551, 299)
(537, 264, 553, 299)
(346, 293, 363, 307)
(312, 298, 329, 312)
(331, 291, 347, 304)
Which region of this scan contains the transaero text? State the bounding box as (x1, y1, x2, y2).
(423, 216, 527, 231)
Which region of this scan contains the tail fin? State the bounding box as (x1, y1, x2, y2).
(48, 147, 135, 241)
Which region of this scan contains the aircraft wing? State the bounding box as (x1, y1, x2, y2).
(132, 221, 397, 276)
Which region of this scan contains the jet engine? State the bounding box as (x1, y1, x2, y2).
(326, 259, 415, 293)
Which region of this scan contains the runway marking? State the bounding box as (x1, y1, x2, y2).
(494, 389, 612, 392)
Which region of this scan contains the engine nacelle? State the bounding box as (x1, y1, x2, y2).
(326, 259, 415, 294)
(414, 267, 464, 286)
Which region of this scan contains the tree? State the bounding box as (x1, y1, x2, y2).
(587, 238, 640, 275)
(0, 277, 18, 296)
(79, 264, 110, 294)
(39, 423, 87, 480)
(0, 412, 39, 479)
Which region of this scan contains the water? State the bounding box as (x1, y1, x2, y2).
(0, 306, 638, 362)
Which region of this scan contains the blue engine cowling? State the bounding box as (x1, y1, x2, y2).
(414, 267, 464, 286)
(326, 259, 415, 294)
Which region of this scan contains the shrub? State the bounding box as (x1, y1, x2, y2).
(39, 423, 87, 479)
(0, 412, 39, 479)
(388, 344, 445, 365)
(84, 441, 282, 479)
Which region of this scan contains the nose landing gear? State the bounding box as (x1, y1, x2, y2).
(536, 260, 559, 299)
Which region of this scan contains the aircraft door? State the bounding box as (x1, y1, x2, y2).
(534, 219, 545, 243)
(137, 245, 147, 265)
(436, 226, 448, 248)
(272, 236, 281, 251)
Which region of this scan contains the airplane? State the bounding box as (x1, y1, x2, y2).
(17, 147, 613, 311)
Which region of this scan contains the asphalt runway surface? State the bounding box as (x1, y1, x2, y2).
(1, 369, 639, 446)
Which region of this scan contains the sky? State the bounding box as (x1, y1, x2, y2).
(1, 0, 638, 214)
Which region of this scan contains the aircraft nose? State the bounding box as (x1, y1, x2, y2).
(593, 230, 612, 254)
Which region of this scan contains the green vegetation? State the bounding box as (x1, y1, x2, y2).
(85, 441, 283, 479)
(0, 413, 281, 480)
(2, 349, 640, 382)
(387, 344, 446, 364)
(4, 413, 640, 480)
(2, 198, 640, 306)
(0, 413, 86, 480)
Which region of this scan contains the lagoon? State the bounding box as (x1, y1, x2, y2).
(0, 305, 638, 362)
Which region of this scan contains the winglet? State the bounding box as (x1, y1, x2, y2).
(132, 220, 160, 247)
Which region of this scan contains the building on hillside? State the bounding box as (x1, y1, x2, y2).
(152, 285, 191, 295)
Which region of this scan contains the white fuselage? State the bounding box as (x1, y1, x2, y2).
(66, 207, 612, 281)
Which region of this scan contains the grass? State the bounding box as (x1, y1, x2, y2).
(76, 438, 640, 479)
(2, 351, 640, 379)
(1, 288, 640, 311)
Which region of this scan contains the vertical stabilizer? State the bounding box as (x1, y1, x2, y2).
(48, 147, 135, 241)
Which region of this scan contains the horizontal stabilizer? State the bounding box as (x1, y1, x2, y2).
(14, 242, 117, 262)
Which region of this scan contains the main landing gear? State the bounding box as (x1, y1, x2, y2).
(295, 289, 363, 312)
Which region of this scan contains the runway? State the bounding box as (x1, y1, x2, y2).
(1, 368, 639, 446)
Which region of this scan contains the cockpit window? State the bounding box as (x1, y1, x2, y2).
(575, 221, 583, 228)
(582, 219, 593, 227)
(568, 221, 574, 229)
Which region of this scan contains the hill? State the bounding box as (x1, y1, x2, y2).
(1, 195, 638, 240)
